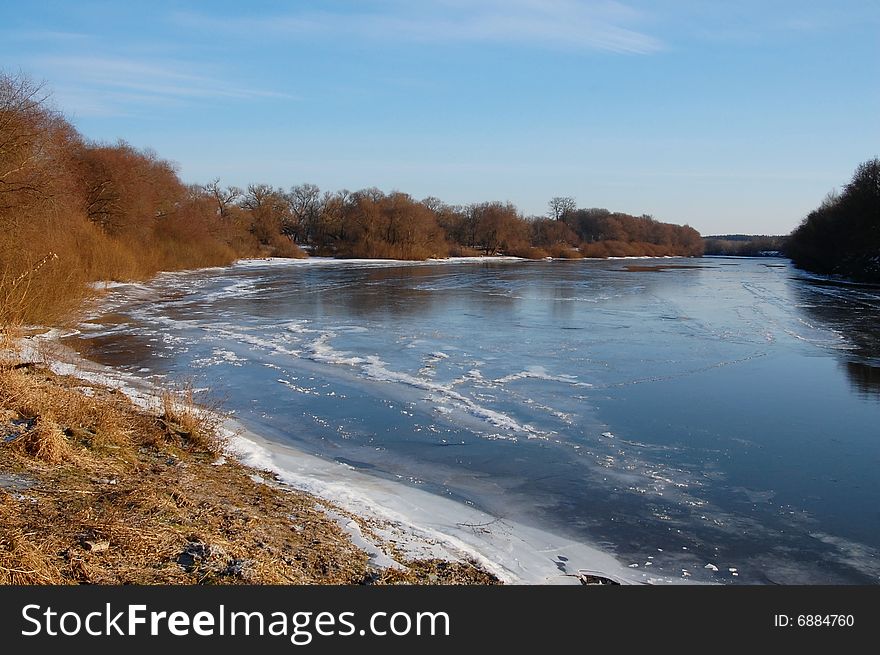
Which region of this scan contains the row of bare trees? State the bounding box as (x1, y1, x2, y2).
(187, 182, 703, 260)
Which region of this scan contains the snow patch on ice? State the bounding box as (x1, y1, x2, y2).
(305, 333, 544, 438)
(495, 365, 592, 387)
(224, 426, 659, 585)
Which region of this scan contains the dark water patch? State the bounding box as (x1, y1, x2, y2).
(808, 275, 880, 290)
(81, 312, 132, 326)
(621, 264, 709, 272)
(63, 333, 159, 371)
(842, 361, 880, 400)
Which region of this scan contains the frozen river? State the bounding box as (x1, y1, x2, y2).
(69, 256, 880, 583)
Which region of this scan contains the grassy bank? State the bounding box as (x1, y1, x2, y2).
(0, 341, 498, 585)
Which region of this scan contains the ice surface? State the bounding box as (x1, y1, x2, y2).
(52, 255, 880, 584)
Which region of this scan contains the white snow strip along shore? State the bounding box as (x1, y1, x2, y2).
(13, 328, 678, 585)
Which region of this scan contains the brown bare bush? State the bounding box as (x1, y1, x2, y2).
(12, 417, 71, 463)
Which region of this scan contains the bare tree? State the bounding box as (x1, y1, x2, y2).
(241, 184, 295, 247)
(0, 73, 65, 215)
(473, 201, 528, 255)
(420, 196, 445, 213)
(287, 183, 322, 242)
(204, 178, 242, 218)
(241, 183, 275, 212)
(548, 196, 576, 222)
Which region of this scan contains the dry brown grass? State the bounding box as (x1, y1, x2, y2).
(159, 384, 224, 455)
(0, 251, 77, 328)
(11, 417, 71, 464)
(0, 521, 63, 585)
(0, 360, 499, 586)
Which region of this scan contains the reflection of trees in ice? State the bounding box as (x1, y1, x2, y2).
(792, 276, 880, 398)
(842, 361, 880, 398)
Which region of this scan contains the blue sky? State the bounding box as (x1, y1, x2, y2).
(2, 1, 878, 234)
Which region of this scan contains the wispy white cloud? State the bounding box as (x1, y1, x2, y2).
(173, 0, 663, 54)
(27, 54, 293, 117)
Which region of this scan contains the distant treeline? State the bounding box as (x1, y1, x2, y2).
(0, 72, 701, 325)
(702, 234, 787, 256)
(273, 192, 703, 260)
(786, 159, 880, 282)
